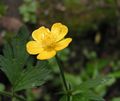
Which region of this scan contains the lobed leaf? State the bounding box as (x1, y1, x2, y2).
(0, 26, 51, 92)
(14, 61, 50, 91)
(77, 76, 111, 90)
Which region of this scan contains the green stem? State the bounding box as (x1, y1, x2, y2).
(0, 91, 26, 101)
(55, 55, 70, 101)
(12, 88, 15, 101)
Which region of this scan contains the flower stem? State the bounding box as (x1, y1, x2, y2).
(55, 55, 70, 101)
(0, 91, 26, 101)
(12, 88, 15, 101)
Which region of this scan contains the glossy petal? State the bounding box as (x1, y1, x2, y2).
(26, 23, 72, 60)
(54, 38, 72, 51)
(37, 50, 56, 60)
(26, 41, 43, 54)
(51, 23, 68, 41)
(32, 26, 50, 43)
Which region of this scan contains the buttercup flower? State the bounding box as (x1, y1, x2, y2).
(26, 23, 72, 60)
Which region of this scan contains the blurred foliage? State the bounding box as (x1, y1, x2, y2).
(0, 2, 7, 17)
(33, 0, 116, 33)
(0, 83, 5, 101)
(0, 83, 5, 91)
(19, 0, 38, 23)
(60, 76, 111, 101)
(112, 97, 120, 101)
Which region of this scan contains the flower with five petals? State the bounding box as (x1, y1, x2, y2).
(26, 23, 72, 60)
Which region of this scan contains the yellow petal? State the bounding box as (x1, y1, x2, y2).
(32, 26, 50, 43)
(51, 23, 68, 41)
(37, 50, 56, 60)
(26, 41, 43, 54)
(54, 38, 72, 51)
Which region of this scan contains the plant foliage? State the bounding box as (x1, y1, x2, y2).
(0, 26, 50, 92)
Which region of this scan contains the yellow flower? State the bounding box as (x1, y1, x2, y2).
(26, 23, 72, 60)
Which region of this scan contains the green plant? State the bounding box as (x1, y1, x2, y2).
(0, 24, 111, 101)
(0, 26, 50, 100)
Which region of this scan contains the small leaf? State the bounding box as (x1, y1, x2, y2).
(85, 91, 104, 101)
(78, 76, 110, 90)
(65, 73, 82, 87)
(72, 91, 104, 101)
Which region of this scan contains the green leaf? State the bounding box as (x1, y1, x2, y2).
(72, 91, 104, 101)
(109, 71, 120, 78)
(86, 59, 109, 77)
(0, 26, 51, 92)
(85, 91, 104, 101)
(112, 97, 120, 101)
(72, 77, 107, 101)
(72, 94, 84, 101)
(14, 61, 50, 91)
(78, 76, 110, 90)
(0, 55, 22, 85)
(0, 26, 29, 85)
(65, 73, 82, 87)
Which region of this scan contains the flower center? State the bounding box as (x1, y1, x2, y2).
(41, 34, 55, 50)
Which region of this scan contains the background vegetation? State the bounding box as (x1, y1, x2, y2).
(0, 0, 120, 101)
